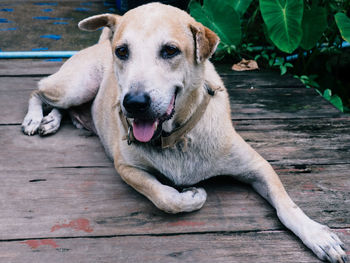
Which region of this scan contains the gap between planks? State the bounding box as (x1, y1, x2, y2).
(1, 227, 349, 242)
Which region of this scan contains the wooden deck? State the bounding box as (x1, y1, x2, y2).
(1, 1, 350, 262)
(0, 60, 349, 262)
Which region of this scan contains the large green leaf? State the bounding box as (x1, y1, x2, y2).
(300, 6, 327, 50)
(232, 0, 253, 16)
(189, 0, 241, 47)
(260, 0, 303, 53)
(335, 12, 350, 42)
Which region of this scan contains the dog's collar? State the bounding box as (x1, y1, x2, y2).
(118, 83, 221, 149)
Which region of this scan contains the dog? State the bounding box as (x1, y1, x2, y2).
(21, 3, 347, 262)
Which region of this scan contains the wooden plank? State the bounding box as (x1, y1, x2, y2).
(0, 77, 40, 91)
(0, 78, 340, 125)
(0, 163, 348, 240)
(2, 230, 350, 263)
(234, 117, 350, 165)
(221, 71, 305, 88)
(0, 61, 63, 77)
(1, 90, 32, 125)
(1, 115, 349, 170)
(228, 87, 340, 119)
(0, 125, 111, 170)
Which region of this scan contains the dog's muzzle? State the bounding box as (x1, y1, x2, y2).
(122, 91, 176, 143)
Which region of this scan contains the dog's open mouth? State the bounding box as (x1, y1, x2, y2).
(132, 94, 176, 142)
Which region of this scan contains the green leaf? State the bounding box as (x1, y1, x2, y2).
(300, 5, 327, 50)
(189, 0, 241, 47)
(329, 95, 344, 112)
(280, 65, 287, 75)
(308, 80, 320, 88)
(323, 89, 332, 100)
(232, 0, 253, 16)
(322, 89, 344, 112)
(259, 0, 303, 53)
(335, 12, 350, 42)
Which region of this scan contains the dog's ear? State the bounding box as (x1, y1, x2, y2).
(78, 14, 120, 33)
(189, 23, 220, 64)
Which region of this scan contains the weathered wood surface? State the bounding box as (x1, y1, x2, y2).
(1, 231, 350, 263)
(1, 117, 349, 170)
(0, 164, 349, 240)
(0, 61, 63, 77)
(0, 59, 349, 262)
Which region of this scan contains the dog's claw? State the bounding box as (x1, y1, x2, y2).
(303, 224, 348, 263)
(38, 110, 61, 136)
(182, 187, 199, 197)
(22, 114, 42, 136)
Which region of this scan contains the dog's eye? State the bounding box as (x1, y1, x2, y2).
(115, 45, 129, 60)
(160, 45, 180, 59)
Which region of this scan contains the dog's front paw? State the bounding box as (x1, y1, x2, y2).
(303, 222, 348, 263)
(38, 109, 62, 136)
(22, 112, 43, 136)
(155, 186, 207, 214)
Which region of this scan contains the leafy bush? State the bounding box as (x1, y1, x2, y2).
(189, 0, 350, 112)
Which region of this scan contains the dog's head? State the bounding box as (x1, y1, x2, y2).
(79, 3, 219, 142)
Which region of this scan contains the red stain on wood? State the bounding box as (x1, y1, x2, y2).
(21, 239, 59, 249)
(51, 218, 93, 233)
(336, 229, 350, 236)
(302, 184, 315, 190)
(167, 220, 205, 227)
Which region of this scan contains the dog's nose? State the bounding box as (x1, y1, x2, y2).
(123, 92, 151, 114)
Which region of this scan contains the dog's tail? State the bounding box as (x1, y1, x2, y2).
(98, 27, 112, 43)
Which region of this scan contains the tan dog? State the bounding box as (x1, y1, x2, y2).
(22, 3, 347, 262)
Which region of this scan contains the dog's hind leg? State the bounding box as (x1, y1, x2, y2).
(22, 91, 44, 135)
(22, 39, 112, 136)
(38, 108, 63, 136)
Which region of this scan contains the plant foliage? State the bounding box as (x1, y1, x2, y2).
(300, 3, 327, 50)
(335, 12, 350, 42)
(260, 0, 303, 53)
(188, 0, 350, 112)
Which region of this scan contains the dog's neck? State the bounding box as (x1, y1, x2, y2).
(162, 85, 205, 134)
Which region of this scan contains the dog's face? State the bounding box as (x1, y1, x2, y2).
(79, 3, 219, 142)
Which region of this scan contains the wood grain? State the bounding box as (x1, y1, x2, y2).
(0, 61, 63, 77)
(0, 163, 348, 240)
(2, 230, 350, 263)
(1, 115, 349, 170)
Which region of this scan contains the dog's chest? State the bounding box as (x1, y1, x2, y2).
(134, 135, 223, 186)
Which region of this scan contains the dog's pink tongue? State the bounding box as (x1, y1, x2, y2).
(133, 119, 156, 142)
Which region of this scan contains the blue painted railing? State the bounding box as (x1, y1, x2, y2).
(0, 51, 77, 59)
